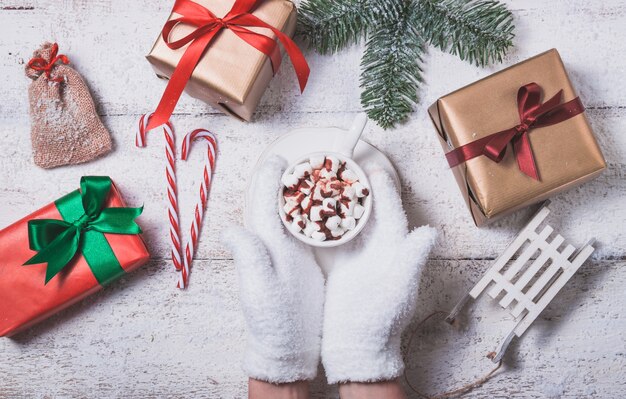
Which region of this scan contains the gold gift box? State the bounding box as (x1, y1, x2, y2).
(146, 0, 297, 121)
(428, 49, 606, 226)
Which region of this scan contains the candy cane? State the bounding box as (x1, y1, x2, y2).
(137, 114, 185, 286)
(180, 129, 218, 288)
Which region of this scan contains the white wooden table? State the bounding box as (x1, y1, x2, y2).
(1, 1, 624, 397)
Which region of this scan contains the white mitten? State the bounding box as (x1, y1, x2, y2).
(222, 156, 325, 383)
(321, 170, 437, 384)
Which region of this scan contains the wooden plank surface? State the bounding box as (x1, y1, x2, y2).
(1, 0, 624, 397)
(1, 259, 623, 398)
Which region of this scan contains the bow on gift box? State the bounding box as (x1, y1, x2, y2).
(445, 82, 586, 180)
(146, 0, 310, 130)
(24, 176, 143, 284)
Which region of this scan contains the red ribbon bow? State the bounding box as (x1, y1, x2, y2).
(445, 82, 585, 180)
(146, 0, 310, 130)
(27, 43, 69, 83)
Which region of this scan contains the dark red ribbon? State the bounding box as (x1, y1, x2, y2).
(27, 43, 69, 83)
(445, 82, 585, 180)
(146, 0, 310, 130)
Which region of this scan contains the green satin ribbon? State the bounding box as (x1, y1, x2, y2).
(24, 176, 143, 285)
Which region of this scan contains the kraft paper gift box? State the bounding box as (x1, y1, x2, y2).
(428, 49, 606, 226)
(146, 0, 298, 121)
(0, 177, 150, 337)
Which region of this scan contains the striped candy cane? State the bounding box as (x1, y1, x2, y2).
(137, 114, 185, 286)
(180, 129, 218, 288)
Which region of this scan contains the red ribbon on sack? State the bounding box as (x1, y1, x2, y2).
(445, 83, 585, 180)
(28, 43, 69, 83)
(146, 0, 310, 130)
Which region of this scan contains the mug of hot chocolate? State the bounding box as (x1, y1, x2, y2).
(279, 114, 372, 247)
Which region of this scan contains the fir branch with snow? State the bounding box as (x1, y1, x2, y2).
(297, 0, 378, 54)
(360, 1, 425, 129)
(297, 0, 515, 129)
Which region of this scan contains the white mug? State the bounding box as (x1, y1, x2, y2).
(278, 113, 373, 247)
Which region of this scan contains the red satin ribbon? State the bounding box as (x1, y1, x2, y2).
(146, 0, 310, 130)
(28, 43, 69, 83)
(445, 82, 585, 180)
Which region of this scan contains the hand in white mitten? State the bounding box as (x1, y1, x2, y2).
(222, 156, 325, 383)
(322, 170, 437, 384)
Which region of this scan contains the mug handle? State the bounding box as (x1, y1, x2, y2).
(335, 113, 368, 159)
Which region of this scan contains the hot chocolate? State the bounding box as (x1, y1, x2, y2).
(281, 155, 370, 242)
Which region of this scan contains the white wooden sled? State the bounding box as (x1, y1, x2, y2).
(446, 201, 596, 363)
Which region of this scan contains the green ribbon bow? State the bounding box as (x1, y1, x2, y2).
(24, 176, 143, 285)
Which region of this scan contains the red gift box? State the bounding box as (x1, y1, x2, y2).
(0, 177, 150, 337)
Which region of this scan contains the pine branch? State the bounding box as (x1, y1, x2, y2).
(296, 0, 402, 54)
(416, 0, 514, 66)
(360, 1, 425, 129)
(297, 0, 515, 128)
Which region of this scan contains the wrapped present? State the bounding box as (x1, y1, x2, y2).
(428, 49, 606, 226)
(0, 177, 149, 337)
(145, 0, 309, 127)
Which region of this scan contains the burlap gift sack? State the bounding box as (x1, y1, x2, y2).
(25, 42, 112, 169)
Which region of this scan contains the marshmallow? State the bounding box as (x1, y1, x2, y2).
(285, 194, 300, 206)
(284, 191, 305, 206)
(283, 201, 299, 216)
(290, 221, 302, 233)
(340, 168, 359, 184)
(325, 215, 342, 230)
(352, 181, 370, 198)
(303, 221, 318, 237)
(299, 179, 314, 195)
(319, 168, 337, 180)
(309, 156, 325, 169)
(345, 198, 358, 212)
(330, 227, 346, 238)
(322, 197, 337, 211)
(339, 202, 353, 217)
(324, 156, 340, 173)
(283, 189, 299, 198)
(329, 180, 343, 189)
(310, 205, 324, 222)
(341, 217, 356, 231)
(326, 180, 342, 197)
(353, 203, 365, 219)
(294, 162, 313, 179)
(290, 214, 306, 232)
(320, 188, 335, 199)
(320, 199, 337, 217)
(301, 195, 312, 213)
(281, 173, 299, 189)
(311, 231, 327, 241)
(341, 186, 356, 200)
(311, 169, 322, 183)
(312, 186, 325, 201)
